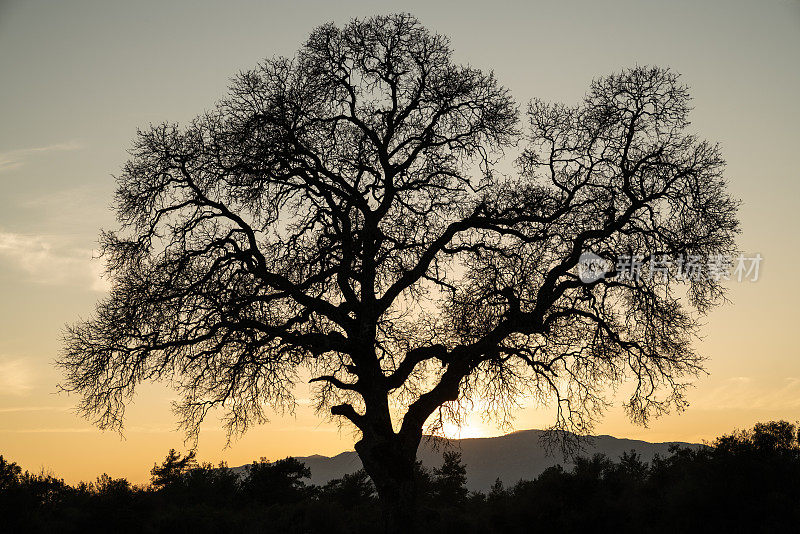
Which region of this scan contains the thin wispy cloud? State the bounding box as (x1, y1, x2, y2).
(698, 376, 800, 411)
(0, 357, 34, 396)
(0, 425, 212, 434)
(0, 141, 82, 173)
(0, 230, 109, 292)
(0, 427, 95, 434)
(0, 406, 71, 414)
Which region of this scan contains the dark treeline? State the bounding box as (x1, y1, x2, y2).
(2, 421, 799, 533)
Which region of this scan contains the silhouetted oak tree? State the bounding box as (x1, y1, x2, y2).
(59, 14, 738, 530)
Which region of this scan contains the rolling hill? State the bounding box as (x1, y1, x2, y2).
(231, 429, 700, 491)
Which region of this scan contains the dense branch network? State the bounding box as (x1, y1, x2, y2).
(59, 15, 738, 453)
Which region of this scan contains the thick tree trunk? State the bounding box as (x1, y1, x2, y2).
(355, 434, 421, 534)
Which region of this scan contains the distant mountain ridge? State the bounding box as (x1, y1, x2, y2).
(231, 429, 700, 491)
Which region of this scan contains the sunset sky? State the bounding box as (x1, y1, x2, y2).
(1, 0, 798, 485)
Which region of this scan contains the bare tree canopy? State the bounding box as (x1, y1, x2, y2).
(59, 13, 738, 527)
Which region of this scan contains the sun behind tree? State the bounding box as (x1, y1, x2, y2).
(58, 13, 739, 531)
